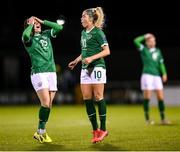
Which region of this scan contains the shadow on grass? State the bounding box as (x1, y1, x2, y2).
(90, 143, 123, 151)
(30, 143, 71, 151)
(154, 122, 178, 127)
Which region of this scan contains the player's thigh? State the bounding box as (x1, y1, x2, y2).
(92, 84, 104, 101)
(155, 89, 164, 100)
(49, 91, 56, 107)
(80, 84, 93, 100)
(37, 88, 50, 107)
(143, 90, 152, 99)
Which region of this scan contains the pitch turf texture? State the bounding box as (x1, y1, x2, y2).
(0, 105, 180, 151)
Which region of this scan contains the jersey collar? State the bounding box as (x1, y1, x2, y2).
(86, 26, 95, 33)
(34, 33, 41, 36)
(149, 48, 156, 52)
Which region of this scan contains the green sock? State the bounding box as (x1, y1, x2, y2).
(97, 99, 106, 131)
(38, 106, 50, 130)
(143, 99, 149, 121)
(84, 99, 98, 130)
(158, 100, 165, 120)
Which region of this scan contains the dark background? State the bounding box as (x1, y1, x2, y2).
(0, 0, 180, 91)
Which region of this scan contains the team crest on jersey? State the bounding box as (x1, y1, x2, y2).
(86, 34, 92, 40)
(152, 52, 158, 61)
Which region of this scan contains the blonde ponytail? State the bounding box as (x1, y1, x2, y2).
(94, 7, 105, 29)
(85, 7, 105, 29)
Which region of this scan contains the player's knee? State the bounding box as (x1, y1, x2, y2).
(49, 102, 52, 108)
(83, 95, 93, 100)
(157, 96, 164, 101)
(82, 92, 93, 100)
(94, 94, 103, 101)
(41, 101, 51, 108)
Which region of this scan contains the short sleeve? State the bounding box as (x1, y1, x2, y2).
(96, 30, 108, 47)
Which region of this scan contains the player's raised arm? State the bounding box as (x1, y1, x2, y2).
(33, 16, 63, 36)
(22, 17, 34, 43)
(133, 34, 145, 49)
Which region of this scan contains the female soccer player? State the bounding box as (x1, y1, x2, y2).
(68, 7, 110, 143)
(22, 16, 63, 143)
(134, 33, 171, 125)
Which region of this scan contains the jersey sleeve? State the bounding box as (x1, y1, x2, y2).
(96, 30, 108, 47)
(158, 49, 165, 63)
(43, 20, 63, 38)
(159, 49, 167, 75)
(133, 35, 145, 51)
(22, 24, 33, 46)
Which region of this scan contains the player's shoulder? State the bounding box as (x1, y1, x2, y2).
(156, 47, 162, 52)
(81, 29, 86, 34)
(93, 27, 105, 36)
(156, 47, 161, 50)
(94, 27, 103, 32)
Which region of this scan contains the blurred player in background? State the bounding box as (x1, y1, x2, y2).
(68, 7, 110, 143)
(22, 16, 63, 143)
(134, 33, 171, 125)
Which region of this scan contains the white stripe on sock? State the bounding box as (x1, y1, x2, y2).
(88, 113, 96, 116)
(99, 114, 106, 116)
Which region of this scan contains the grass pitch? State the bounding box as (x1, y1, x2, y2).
(0, 104, 180, 151)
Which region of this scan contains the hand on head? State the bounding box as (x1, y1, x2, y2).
(27, 16, 35, 25)
(32, 16, 44, 24)
(27, 16, 43, 25)
(145, 33, 155, 39)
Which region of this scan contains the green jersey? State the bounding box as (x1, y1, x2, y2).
(22, 20, 63, 74)
(81, 26, 108, 69)
(134, 35, 167, 76)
